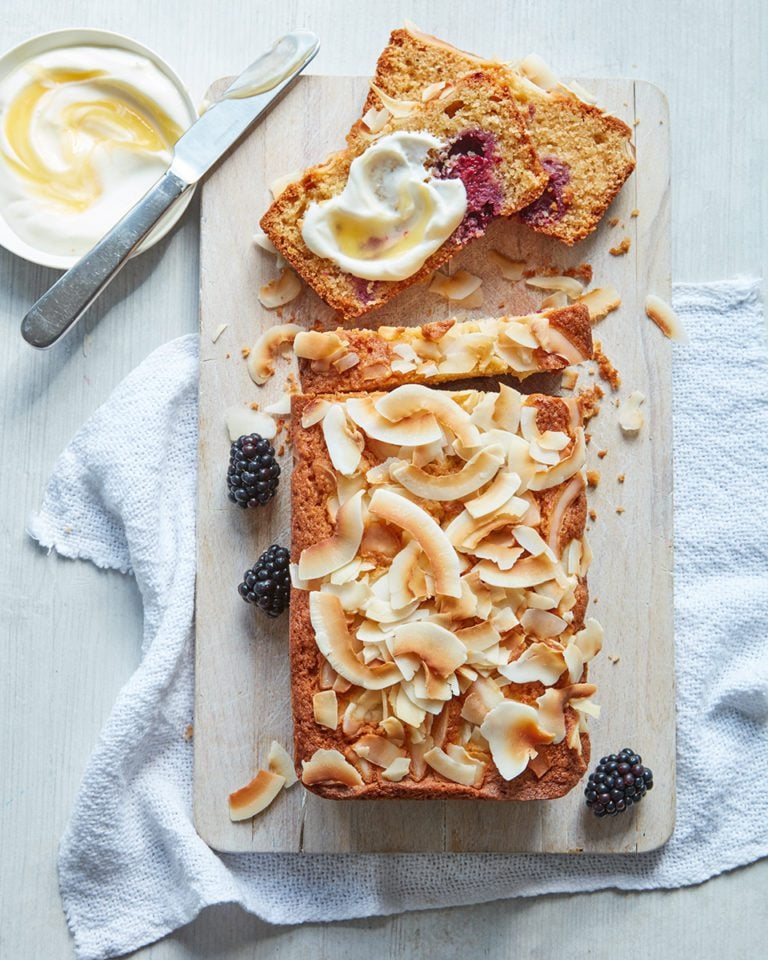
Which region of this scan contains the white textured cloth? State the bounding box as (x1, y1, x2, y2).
(29, 280, 768, 960)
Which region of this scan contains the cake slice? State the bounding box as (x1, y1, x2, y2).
(364, 26, 636, 244)
(290, 386, 601, 799)
(294, 303, 592, 394)
(260, 70, 546, 320)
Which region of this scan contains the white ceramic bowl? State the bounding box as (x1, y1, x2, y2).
(0, 28, 198, 270)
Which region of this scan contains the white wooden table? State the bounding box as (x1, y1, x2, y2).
(0, 1, 765, 957)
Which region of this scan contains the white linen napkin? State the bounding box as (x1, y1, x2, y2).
(29, 280, 768, 960)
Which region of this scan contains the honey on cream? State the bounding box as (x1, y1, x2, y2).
(301, 132, 467, 282)
(0, 45, 191, 258)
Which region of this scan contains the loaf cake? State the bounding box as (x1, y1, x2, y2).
(290, 385, 602, 799)
(260, 70, 546, 320)
(364, 26, 636, 244)
(294, 304, 592, 394)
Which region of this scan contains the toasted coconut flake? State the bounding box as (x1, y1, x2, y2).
(299, 490, 365, 580)
(460, 675, 504, 725)
(476, 554, 559, 589)
(526, 275, 584, 299)
(393, 684, 426, 727)
(312, 690, 339, 730)
(264, 396, 292, 416)
(464, 471, 522, 519)
(369, 489, 461, 598)
(488, 249, 526, 281)
(361, 105, 390, 133)
(294, 330, 346, 360)
(259, 268, 303, 309)
(423, 746, 477, 786)
(268, 168, 302, 200)
(353, 733, 406, 769)
(375, 385, 480, 447)
(513, 525, 555, 559)
(577, 285, 621, 322)
(267, 741, 298, 787)
(392, 446, 504, 501)
(571, 697, 601, 719)
(301, 397, 332, 428)
(228, 769, 285, 820)
(502, 319, 539, 349)
(422, 80, 450, 101)
(540, 291, 568, 309)
(382, 756, 411, 781)
(499, 642, 567, 685)
(445, 743, 487, 786)
(545, 475, 585, 555)
(618, 391, 646, 434)
(520, 608, 568, 639)
(253, 230, 279, 254)
(379, 716, 406, 745)
(457, 622, 502, 651)
(347, 396, 443, 446)
(645, 294, 687, 341)
(370, 83, 419, 117)
(527, 431, 585, 491)
(389, 622, 466, 678)
(246, 323, 302, 385)
(225, 405, 276, 441)
(429, 269, 482, 302)
(453, 287, 485, 309)
(309, 593, 401, 690)
(473, 533, 523, 571)
(516, 53, 559, 91)
(211, 323, 228, 343)
(481, 699, 555, 780)
(321, 404, 363, 476)
(495, 385, 523, 432)
(301, 748, 363, 788)
(334, 352, 360, 373)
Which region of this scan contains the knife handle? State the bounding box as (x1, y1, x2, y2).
(21, 170, 190, 349)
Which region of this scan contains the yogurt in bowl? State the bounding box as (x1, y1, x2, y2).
(0, 29, 197, 269)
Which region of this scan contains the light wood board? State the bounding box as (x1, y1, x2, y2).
(194, 75, 674, 854)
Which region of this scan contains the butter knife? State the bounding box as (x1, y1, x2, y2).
(21, 30, 319, 349)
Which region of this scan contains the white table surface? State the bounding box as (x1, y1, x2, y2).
(1, 1, 765, 958)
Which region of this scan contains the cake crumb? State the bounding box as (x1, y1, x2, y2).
(586, 470, 600, 488)
(630, 208, 639, 218)
(578, 384, 604, 420)
(633, 118, 641, 127)
(277, 445, 285, 457)
(225, 353, 231, 359)
(249, 402, 260, 411)
(608, 217, 620, 227)
(616, 506, 625, 515)
(593, 342, 621, 391)
(241, 346, 251, 359)
(617, 473, 625, 483)
(183, 724, 194, 741)
(608, 655, 621, 664)
(609, 237, 631, 257)
(597, 449, 608, 459)
(589, 509, 598, 522)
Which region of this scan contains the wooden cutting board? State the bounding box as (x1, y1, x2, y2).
(194, 75, 674, 854)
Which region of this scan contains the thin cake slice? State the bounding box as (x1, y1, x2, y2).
(261, 70, 546, 320)
(365, 26, 636, 244)
(294, 303, 592, 394)
(290, 386, 602, 799)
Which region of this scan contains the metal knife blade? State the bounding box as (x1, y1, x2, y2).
(21, 30, 319, 349)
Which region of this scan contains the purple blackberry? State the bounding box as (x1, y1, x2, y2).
(585, 747, 653, 818)
(238, 544, 291, 617)
(227, 434, 280, 508)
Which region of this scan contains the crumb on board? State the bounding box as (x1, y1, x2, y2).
(211, 323, 228, 343)
(593, 341, 621, 391)
(616, 506, 625, 515)
(608, 655, 621, 664)
(286, 372, 299, 394)
(586, 470, 600, 488)
(183, 725, 194, 741)
(584, 431, 591, 445)
(589, 509, 598, 522)
(633, 118, 640, 126)
(618, 473, 625, 483)
(250, 402, 260, 411)
(630, 208, 639, 218)
(609, 237, 631, 257)
(577, 384, 604, 420)
(225, 353, 231, 359)
(608, 216, 620, 227)
(241, 346, 251, 359)
(597, 449, 607, 459)
(277, 445, 285, 457)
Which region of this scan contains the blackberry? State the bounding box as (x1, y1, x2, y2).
(238, 544, 291, 617)
(584, 747, 653, 818)
(227, 434, 280, 508)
